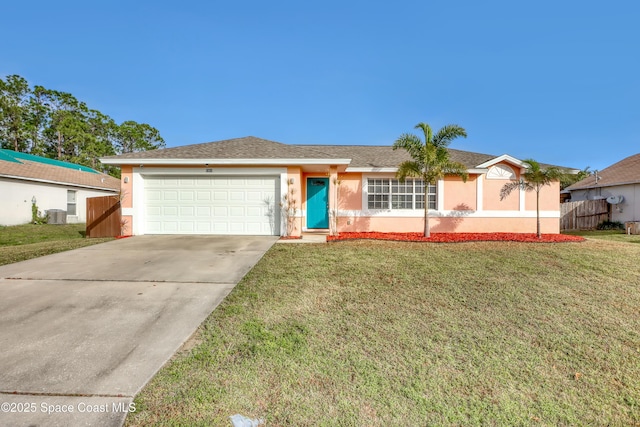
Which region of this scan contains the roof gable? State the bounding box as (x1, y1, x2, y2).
(475, 154, 527, 169)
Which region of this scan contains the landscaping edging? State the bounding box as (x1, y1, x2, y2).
(327, 232, 585, 243)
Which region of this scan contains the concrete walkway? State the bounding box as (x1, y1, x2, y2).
(0, 235, 276, 427)
(276, 233, 328, 244)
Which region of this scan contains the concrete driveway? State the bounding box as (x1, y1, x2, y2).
(0, 235, 277, 427)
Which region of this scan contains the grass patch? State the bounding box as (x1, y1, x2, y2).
(563, 229, 640, 244)
(127, 240, 640, 426)
(0, 223, 111, 266)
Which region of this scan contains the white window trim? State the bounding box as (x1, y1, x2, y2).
(361, 174, 442, 217)
(67, 190, 77, 216)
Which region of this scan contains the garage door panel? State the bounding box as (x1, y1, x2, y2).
(213, 206, 228, 216)
(213, 191, 228, 201)
(180, 191, 195, 201)
(146, 221, 161, 233)
(144, 175, 279, 235)
(163, 222, 179, 233)
(147, 206, 161, 216)
(162, 206, 178, 216)
(196, 206, 211, 216)
(147, 191, 161, 202)
(180, 206, 194, 216)
(230, 191, 245, 201)
(197, 191, 211, 201)
(163, 191, 178, 201)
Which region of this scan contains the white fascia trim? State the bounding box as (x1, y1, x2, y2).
(346, 167, 398, 173)
(100, 158, 351, 166)
(346, 167, 489, 174)
(338, 209, 560, 219)
(0, 174, 118, 192)
(136, 167, 287, 176)
(476, 154, 526, 169)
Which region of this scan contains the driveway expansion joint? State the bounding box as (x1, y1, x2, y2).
(0, 277, 236, 285)
(0, 391, 133, 398)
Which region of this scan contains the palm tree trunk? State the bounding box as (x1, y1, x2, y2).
(536, 189, 541, 239)
(424, 184, 430, 237)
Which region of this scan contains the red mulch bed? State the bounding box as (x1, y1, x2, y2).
(327, 232, 585, 243)
(279, 236, 303, 240)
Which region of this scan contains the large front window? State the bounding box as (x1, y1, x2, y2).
(367, 178, 436, 210)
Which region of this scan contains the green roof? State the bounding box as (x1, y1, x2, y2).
(0, 149, 98, 173)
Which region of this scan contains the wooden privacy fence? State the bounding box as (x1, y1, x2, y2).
(86, 195, 121, 238)
(560, 199, 609, 230)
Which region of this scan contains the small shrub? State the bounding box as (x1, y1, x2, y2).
(596, 220, 624, 230)
(31, 202, 48, 224)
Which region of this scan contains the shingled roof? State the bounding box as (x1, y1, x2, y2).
(566, 153, 640, 190)
(0, 149, 120, 191)
(101, 136, 501, 169)
(102, 136, 336, 160)
(302, 145, 497, 169)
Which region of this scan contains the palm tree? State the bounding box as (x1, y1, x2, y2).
(393, 122, 468, 237)
(499, 159, 562, 238)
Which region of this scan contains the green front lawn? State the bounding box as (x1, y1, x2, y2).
(0, 223, 112, 266)
(563, 229, 640, 244)
(127, 239, 640, 426)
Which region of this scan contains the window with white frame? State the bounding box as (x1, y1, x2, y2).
(67, 190, 77, 215)
(367, 178, 436, 210)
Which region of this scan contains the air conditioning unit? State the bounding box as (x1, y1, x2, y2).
(46, 209, 67, 225)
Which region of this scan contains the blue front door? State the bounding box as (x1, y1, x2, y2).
(307, 177, 329, 229)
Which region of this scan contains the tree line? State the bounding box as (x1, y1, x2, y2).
(0, 74, 165, 177)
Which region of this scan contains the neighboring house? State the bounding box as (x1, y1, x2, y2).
(0, 149, 120, 226)
(100, 136, 563, 236)
(566, 153, 640, 223)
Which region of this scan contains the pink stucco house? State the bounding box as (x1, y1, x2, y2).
(100, 136, 562, 236)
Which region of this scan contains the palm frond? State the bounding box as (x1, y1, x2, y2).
(443, 160, 469, 182)
(432, 124, 467, 148)
(500, 179, 533, 200)
(396, 161, 421, 182)
(392, 133, 423, 159)
(521, 158, 563, 187)
(414, 122, 433, 144)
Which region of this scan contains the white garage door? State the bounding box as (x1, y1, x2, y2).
(144, 176, 280, 235)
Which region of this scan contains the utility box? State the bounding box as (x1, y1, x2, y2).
(625, 221, 640, 235)
(47, 209, 67, 225)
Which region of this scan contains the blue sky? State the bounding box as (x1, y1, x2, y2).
(3, 1, 638, 171)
